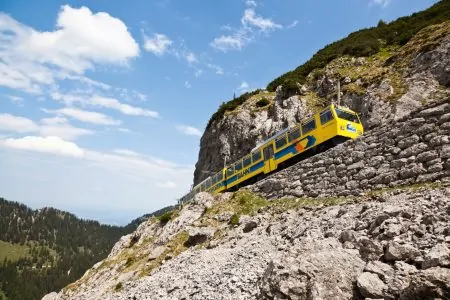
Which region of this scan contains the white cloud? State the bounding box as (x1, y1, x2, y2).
(370, 0, 391, 7)
(91, 95, 159, 118)
(241, 9, 282, 31)
(40, 124, 94, 140)
(50, 92, 85, 105)
(195, 69, 203, 77)
(0, 113, 94, 140)
(40, 116, 68, 125)
(157, 180, 177, 189)
(1, 136, 84, 157)
(207, 64, 224, 75)
(211, 8, 282, 52)
(184, 81, 192, 89)
(177, 125, 202, 137)
(48, 107, 122, 126)
(50, 92, 158, 118)
(113, 148, 140, 157)
(143, 33, 172, 56)
(238, 81, 249, 92)
(0, 5, 139, 94)
(6, 95, 24, 105)
(117, 128, 133, 134)
(287, 20, 299, 29)
(211, 28, 251, 52)
(184, 52, 198, 64)
(245, 0, 257, 7)
(0, 113, 39, 132)
(58, 73, 111, 90)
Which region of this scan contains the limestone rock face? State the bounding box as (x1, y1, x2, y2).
(194, 88, 313, 185)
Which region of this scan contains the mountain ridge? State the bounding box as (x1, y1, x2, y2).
(0, 197, 172, 300)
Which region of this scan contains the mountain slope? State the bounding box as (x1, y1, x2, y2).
(0, 198, 151, 300)
(41, 97, 450, 300)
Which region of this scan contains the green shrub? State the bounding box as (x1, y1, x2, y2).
(255, 98, 270, 108)
(157, 211, 174, 225)
(230, 214, 239, 225)
(207, 89, 262, 128)
(115, 282, 123, 291)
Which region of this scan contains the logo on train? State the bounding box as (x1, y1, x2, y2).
(236, 168, 251, 180)
(346, 123, 356, 133)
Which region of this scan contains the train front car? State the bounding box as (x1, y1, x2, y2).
(333, 105, 364, 140)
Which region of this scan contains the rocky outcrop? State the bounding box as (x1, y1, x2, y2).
(194, 23, 450, 185)
(42, 184, 450, 300)
(194, 88, 313, 185)
(249, 99, 450, 199)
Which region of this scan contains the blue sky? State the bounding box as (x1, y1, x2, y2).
(0, 0, 439, 225)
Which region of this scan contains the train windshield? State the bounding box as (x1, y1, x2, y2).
(335, 109, 360, 124)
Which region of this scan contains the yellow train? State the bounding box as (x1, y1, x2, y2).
(179, 104, 364, 204)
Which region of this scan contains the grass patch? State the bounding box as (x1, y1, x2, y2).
(206, 190, 270, 219)
(303, 91, 328, 112)
(138, 230, 189, 277)
(269, 196, 354, 214)
(366, 181, 442, 197)
(0, 241, 30, 262)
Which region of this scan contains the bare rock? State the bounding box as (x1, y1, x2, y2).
(358, 237, 384, 261)
(385, 242, 421, 262)
(422, 243, 450, 269)
(357, 272, 387, 299)
(399, 267, 450, 299)
(258, 238, 365, 299)
(148, 246, 167, 261)
(364, 261, 395, 282)
(41, 292, 59, 300)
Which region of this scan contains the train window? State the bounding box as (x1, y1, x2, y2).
(227, 166, 234, 177)
(252, 151, 262, 162)
(275, 135, 287, 149)
(302, 119, 316, 135)
(288, 127, 301, 142)
(216, 172, 223, 182)
(320, 109, 334, 125)
(235, 161, 243, 171)
(243, 156, 252, 167)
(335, 109, 360, 123)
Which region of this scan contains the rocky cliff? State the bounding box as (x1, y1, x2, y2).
(42, 95, 450, 300)
(194, 21, 450, 186)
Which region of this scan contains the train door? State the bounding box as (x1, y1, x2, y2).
(263, 144, 276, 173)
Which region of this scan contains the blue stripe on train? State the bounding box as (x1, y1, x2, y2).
(274, 135, 316, 160)
(225, 161, 264, 186)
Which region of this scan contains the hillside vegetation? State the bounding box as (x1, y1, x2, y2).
(206, 0, 450, 127)
(0, 198, 173, 300)
(267, 0, 450, 92)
